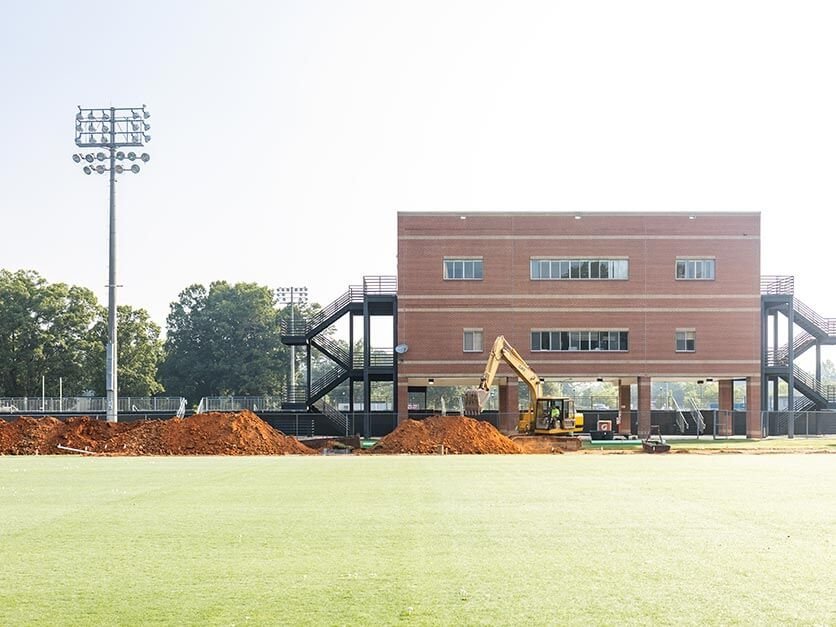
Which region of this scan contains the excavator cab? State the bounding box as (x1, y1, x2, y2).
(531, 397, 579, 434)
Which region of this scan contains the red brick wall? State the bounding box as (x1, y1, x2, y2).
(397, 212, 760, 384)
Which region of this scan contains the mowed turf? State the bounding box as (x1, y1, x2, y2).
(0, 454, 834, 625)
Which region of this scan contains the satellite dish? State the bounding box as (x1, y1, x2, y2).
(395, 344, 409, 354)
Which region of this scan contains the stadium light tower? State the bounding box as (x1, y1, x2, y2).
(73, 105, 151, 423)
(276, 286, 308, 389)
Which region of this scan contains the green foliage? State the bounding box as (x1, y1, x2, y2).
(89, 306, 164, 396)
(0, 269, 165, 398)
(161, 281, 291, 400)
(0, 269, 101, 395)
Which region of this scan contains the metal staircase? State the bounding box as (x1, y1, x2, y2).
(762, 276, 836, 411)
(279, 276, 398, 436)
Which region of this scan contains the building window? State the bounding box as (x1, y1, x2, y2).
(444, 258, 483, 280)
(530, 258, 628, 280)
(675, 258, 715, 280)
(676, 330, 696, 352)
(463, 329, 484, 352)
(531, 330, 629, 352)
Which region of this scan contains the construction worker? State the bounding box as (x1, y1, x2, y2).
(549, 403, 561, 428)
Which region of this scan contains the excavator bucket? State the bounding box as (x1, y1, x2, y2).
(463, 388, 490, 417)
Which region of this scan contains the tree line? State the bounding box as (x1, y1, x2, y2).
(0, 269, 315, 402)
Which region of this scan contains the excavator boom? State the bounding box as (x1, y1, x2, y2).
(463, 335, 542, 416)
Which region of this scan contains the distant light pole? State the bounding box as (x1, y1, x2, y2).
(277, 286, 308, 389)
(73, 105, 151, 422)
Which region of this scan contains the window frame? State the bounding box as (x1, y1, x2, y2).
(463, 328, 484, 353)
(530, 257, 629, 280)
(443, 257, 484, 281)
(675, 258, 715, 281)
(531, 329, 629, 352)
(675, 329, 696, 352)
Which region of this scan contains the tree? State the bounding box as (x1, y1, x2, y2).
(161, 281, 289, 401)
(89, 305, 164, 397)
(0, 270, 101, 396)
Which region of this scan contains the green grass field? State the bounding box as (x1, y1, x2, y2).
(1, 454, 834, 625)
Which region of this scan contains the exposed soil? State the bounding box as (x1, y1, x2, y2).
(370, 415, 523, 454)
(0, 411, 316, 456)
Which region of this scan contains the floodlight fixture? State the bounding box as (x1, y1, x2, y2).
(72, 104, 152, 423)
(140, 153, 150, 162)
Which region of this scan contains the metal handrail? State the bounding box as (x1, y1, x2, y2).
(760, 275, 794, 295)
(284, 386, 307, 404)
(687, 397, 707, 433)
(363, 275, 397, 294)
(352, 349, 395, 368)
(774, 331, 815, 364)
(280, 276, 397, 337)
(312, 335, 349, 367)
(309, 364, 348, 399)
(313, 398, 350, 436)
(791, 364, 836, 401)
(196, 396, 284, 413)
(793, 298, 836, 336)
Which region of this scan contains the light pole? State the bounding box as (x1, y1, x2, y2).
(73, 105, 151, 422)
(276, 286, 308, 390)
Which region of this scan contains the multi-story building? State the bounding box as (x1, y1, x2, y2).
(396, 211, 762, 437)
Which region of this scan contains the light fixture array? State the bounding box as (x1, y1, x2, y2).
(74, 106, 151, 147)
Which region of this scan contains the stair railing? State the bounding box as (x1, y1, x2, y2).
(760, 275, 794, 295)
(312, 335, 350, 367)
(313, 399, 350, 436)
(774, 331, 815, 364)
(309, 364, 348, 400)
(669, 394, 689, 433)
(687, 397, 707, 435)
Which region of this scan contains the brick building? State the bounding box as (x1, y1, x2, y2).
(396, 211, 762, 437)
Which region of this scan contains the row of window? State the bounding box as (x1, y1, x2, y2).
(462, 329, 698, 353)
(443, 257, 716, 281)
(532, 330, 629, 352)
(531, 259, 629, 280)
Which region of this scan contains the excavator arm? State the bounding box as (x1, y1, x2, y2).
(464, 335, 543, 415)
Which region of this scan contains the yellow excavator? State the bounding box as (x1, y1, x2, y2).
(463, 335, 584, 436)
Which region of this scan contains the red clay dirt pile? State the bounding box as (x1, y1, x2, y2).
(370, 415, 522, 454)
(0, 411, 316, 456)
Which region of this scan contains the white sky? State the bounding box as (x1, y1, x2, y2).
(1, 0, 835, 337)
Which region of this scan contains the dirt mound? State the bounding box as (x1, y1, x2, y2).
(0, 411, 315, 456)
(371, 415, 522, 454)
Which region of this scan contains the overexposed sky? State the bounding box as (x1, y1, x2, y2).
(1, 0, 835, 329)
